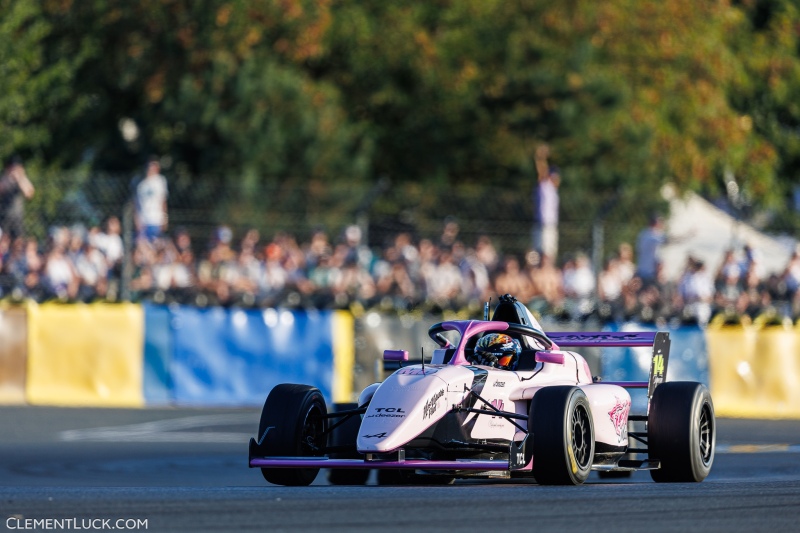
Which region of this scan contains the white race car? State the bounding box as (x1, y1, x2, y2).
(249, 294, 715, 485)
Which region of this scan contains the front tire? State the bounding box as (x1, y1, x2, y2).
(257, 384, 327, 486)
(530, 386, 595, 485)
(649, 382, 715, 482)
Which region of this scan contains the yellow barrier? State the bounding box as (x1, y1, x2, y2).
(332, 310, 355, 403)
(0, 305, 28, 404)
(26, 302, 144, 407)
(707, 319, 800, 419)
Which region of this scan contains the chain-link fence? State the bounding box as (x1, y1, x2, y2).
(12, 170, 789, 326)
(18, 172, 644, 260)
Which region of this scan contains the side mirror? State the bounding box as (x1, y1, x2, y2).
(383, 349, 409, 362)
(535, 351, 565, 365)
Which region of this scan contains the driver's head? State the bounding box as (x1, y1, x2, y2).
(472, 333, 521, 370)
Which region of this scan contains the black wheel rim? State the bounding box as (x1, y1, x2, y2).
(301, 404, 325, 456)
(698, 402, 713, 466)
(571, 403, 592, 468)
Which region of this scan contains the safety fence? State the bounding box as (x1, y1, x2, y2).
(19, 172, 639, 262)
(0, 303, 353, 407)
(0, 303, 798, 418)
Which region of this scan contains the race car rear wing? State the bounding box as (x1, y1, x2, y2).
(546, 331, 670, 400)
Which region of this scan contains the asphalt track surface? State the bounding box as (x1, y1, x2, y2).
(1, 406, 800, 532)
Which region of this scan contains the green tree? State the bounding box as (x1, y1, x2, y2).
(727, 0, 800, 228)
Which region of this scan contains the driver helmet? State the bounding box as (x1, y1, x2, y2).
(472, 333, 521, 370)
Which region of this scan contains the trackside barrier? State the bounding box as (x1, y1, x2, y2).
(0, 305, 27, 404)
(600, 322, 708, 385)
(164, 306, 352, 406)
(355, 313, 434, 393)
(707, 320, 800, 419)
(26, 302, 145, 407)
(143, 303, 172, 405)
(7, 304, 800, 417)
(331, 311, 355, 404)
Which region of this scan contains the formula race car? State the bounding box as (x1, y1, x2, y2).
(249, 294, 715, 485)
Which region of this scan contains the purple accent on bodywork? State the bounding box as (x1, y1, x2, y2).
(601, 381, 649, 388)
(383, 349, 408, 362)
(546, 331, 656, 347)
(535, 351, 565, 364)
(250, 457, 510, 471)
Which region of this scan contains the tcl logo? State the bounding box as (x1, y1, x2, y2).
(374, 407, 406, 413)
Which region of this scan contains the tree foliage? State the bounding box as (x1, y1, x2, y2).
(2, 0, 800, 230)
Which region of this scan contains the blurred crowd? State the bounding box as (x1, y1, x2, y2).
(1, 217, 800, 327)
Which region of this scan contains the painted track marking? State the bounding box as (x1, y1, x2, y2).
(59, 414, 253, 443)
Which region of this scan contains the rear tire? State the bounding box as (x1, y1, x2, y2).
(327, 403, 370, 485)
(257, 384, 327, 486)
(648, 382, 715, 483)
(530, 386, 594, 485)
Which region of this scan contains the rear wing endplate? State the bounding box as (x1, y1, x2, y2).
(546, 331, 671, 399)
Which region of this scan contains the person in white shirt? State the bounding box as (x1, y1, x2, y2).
(135, 157, 168, 242)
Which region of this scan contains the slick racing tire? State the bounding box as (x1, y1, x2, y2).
(530, 386, 595, 486)
(648, 382, 715, 483)
(328, 403, 370, 485)
(258, 384, 327, 486)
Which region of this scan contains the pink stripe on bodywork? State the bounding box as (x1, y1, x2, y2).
(250, 457, 510, 471)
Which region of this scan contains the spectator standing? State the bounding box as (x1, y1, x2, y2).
(714, 264, 743, 314)
(494, 255, 534, 302)
(92, 216, 124, 272)
(598, 256, 624, 320)
(259, 243, 288, 306)
(308, 252, 340, 308)
(197, 226, 236, 305)
(532, 144, 560, 261)
(678, 258, 714, 326)
(135, 156, 169, 242)
(334, 255, 377, 308)
(635, 215, 666, 285)
(4, 237, 27, 291)
(73, 237, 108, 301)
(530, 252, 564, 312)
(475, 235, 499, 275)
(782, 250, 800, 316)
(635, 214, 693, 286)
(714, 249, 741, 290)
(459, 245, 491, 304)
(616, 242, 636, 285)
(342, 224, 373, 272)
(0, 155, 35, 240)
(44, 238, 78, 300)
(439, 217, 460, 249)
(563, 252, 596, 320)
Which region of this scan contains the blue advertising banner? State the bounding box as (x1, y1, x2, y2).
(169, 306, 335, 406)
(142, 303, 173, 405)
(601, 322, 708, 385)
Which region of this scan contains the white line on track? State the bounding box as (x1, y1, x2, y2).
(59, 414, 254, 443)
(717, 443, 800, 454)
